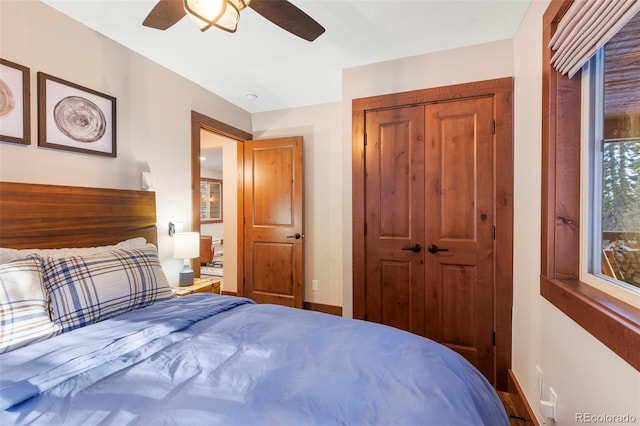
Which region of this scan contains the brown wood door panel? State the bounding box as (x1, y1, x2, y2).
(252, 241, 295, 303)
(252, 146, 296, 226)
(244, 136, 303, 308)
(364, 105, 426, 336)
(438, 263, 478, 349)
(425, 97, 495, 381)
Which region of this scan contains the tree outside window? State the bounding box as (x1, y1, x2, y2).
(599, 12, 640, 288)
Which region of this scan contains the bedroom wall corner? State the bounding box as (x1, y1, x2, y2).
(511, 1, 545, 422)
(0, 1, 251, 284)
(512, 1, 640, 423)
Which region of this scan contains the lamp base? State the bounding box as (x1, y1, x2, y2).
(178, 268, 194, 287)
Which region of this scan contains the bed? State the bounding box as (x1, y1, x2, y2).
(0, 182, 508, 425)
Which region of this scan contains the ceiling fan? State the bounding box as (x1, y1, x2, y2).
(143, 0, 325, 42)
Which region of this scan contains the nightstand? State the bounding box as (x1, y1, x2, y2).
(172, 278, 221, 297)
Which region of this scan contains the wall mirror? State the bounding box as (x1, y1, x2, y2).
(200, 178, 222, 223)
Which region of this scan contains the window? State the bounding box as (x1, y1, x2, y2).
(200, 178, 222, 223)
(542, 0, 640, 372)
(586, 14, 640, 295)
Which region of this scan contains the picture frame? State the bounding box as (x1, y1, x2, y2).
(0, 58, 30, 145)
(37, 72, 116, 157)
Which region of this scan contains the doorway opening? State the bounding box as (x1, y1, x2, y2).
(190, 111, 251, 295)
(199, 133, 235, 290)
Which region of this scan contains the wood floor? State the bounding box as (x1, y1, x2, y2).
(498, 391, 536, 425)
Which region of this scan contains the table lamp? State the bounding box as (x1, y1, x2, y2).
(173, 231, 200, 286)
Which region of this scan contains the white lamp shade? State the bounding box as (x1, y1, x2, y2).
(173, 232, 200, 259)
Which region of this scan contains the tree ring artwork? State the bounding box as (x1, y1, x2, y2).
(53, 96, 106, 143)
(0, 79, 16, 118)
(41, 75, 115, 156)
(0, 61, 27, 142)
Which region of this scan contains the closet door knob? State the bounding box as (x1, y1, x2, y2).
(402, 244, 422, 253)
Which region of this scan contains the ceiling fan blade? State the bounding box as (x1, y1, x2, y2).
(143, 0, 186, 30)
(249, 0, 325, 42)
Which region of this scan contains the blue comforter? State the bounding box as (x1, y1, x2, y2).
(0, 295, 508, 425)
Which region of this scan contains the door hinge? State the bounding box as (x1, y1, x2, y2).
(364, 223, 367, 235)
(492, 225, 496, 240)
(364, 133, 368, 146)
(492, 119, 496, 135)
(492, 331, 496, 346)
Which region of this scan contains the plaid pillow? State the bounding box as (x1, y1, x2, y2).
(42, 244, 173, 332)
(0, 257, 62, 354)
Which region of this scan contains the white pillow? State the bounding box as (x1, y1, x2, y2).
(0, 257, 62, 353)
(42, 243, 173, 332)
(0, 237, 147, 264)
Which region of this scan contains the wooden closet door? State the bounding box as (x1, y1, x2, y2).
(364, 105, 426, 335)
(424, 97, 495, 382)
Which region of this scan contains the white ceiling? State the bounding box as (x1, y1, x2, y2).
(41, 0, 530, 114)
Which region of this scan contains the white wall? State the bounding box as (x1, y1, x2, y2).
(0, 1, 251, 283)
(513, 1, 640, 424)
(511, 0, 544, 422)
(252, 103, 343, 307)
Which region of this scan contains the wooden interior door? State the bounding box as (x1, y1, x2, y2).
(243, 136, 304, 308)
(424, 97, 495, 381)
(364, 105, 426, 335)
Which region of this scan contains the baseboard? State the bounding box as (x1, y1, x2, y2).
(508, 369, 539, 426)
(219, 294, 342, 316)
(303, 301, 342, 316)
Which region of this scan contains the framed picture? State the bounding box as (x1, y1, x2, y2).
(38, 72, 116, 157)
(0, 58, 30, 145)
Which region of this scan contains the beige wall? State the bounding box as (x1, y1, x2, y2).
(513, 1, 640, 424)
(252, 103, 343, 306)
(0, 1, 251, 283)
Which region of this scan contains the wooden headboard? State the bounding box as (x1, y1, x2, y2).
(0, 182, 158, 249)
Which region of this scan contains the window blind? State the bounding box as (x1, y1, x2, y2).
(549, 0, 640, 78)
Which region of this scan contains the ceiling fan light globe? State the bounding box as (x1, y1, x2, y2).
(184, 0, 222, 29)
(184, 0, 249, 33)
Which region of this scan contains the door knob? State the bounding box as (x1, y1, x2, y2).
(427, 244, 449, 254)
(402, 243, 422, 253)
(286, 233, 303, 239)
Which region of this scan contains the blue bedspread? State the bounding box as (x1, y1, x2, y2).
(0, 295, 508, 425)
